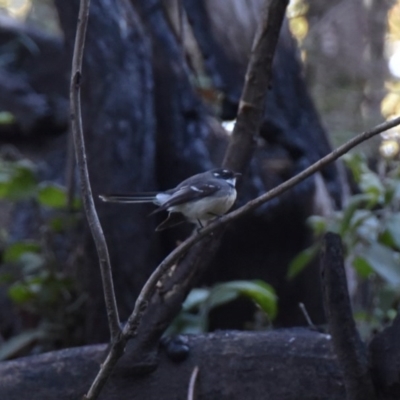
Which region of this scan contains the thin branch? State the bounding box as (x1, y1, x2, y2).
(124, 115, 400, 313)
(70, 0, 121, 341)
(320, 233, 377, 400)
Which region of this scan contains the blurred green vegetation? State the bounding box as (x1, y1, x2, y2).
(0, 156, 84, 360)
(289, 153, 400, 337)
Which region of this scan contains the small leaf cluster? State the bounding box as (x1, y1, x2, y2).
(0, 157, 84, 359)
(288, 153, 400, 333)
(166, 280, 277, 335)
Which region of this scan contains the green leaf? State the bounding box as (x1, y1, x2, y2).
(362, 243, 400, 286)
(287, 244, 320, 280)
(359, 172, 385, 203)
(207, 286, 239, 309)
(343, 153, 367, 183)
(3, 241, 41, 263)
(339, 194, 377, 236)
(352, 211, 379, 242)
(352, 256, 373, 278)
(8, 283, 34, 304)
(379, 229, 397, 249)
(307, 216, 327, 236)
(165, 313, 205, 336)
(211, 280, 277, 320)
(0, 159, 37, 200)
(37, 183, 68, 209)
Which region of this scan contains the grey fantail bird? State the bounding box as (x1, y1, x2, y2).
(99, 168, 240, 231)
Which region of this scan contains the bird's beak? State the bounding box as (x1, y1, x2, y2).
(234, 172, 242, 178)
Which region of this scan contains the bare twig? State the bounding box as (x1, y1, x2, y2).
(299, 302, 316, 330)
(320, 233, 377, 400)
(124, 115, 400, 314)
(70, 0, 120, 342)
(187, 366, 200, 400)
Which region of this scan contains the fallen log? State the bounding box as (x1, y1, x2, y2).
(0, 329, 345, 400)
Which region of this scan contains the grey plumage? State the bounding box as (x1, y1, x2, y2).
(99, 168, 240, 230)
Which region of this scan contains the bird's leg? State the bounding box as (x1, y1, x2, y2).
(196, 219, 204, 234)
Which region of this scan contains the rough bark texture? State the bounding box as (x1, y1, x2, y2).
(0, 329, 345, 400)
(321, 233, 376, 400)
(2, 315, 400, 399)
(370, 313, 400, 399)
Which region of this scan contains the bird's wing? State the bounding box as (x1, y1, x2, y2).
(151, 183, 220, 214)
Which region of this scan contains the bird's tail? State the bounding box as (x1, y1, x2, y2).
(99, 192, 158, 204)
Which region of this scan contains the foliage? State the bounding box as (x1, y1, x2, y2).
(0, 157, 84, 359)
(288, 153, 400, 335)
(166, 280, 277, 335)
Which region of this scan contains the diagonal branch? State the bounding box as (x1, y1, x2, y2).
(70, 0, 121, 342)
(123, 114, 400, 309)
